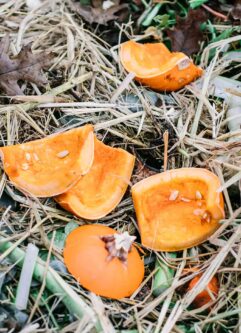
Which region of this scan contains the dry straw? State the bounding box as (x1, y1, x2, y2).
(0, 0, 241, 332)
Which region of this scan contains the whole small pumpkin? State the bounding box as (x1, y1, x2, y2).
(63, 224, 145, 299)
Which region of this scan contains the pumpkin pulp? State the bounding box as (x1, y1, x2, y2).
(0, 125, 94, 197)
(120, 41, 203, 91)
(56, 137, 135, 219)
(132, 168, 224, 251)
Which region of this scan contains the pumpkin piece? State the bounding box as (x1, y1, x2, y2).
(56, 137, 135, 219)
(187, 274, 219, 308)
(0, 125, 94, 197)
(132, 168, 225, 251)
(63, 224, 144, 299)
(120, 40, 203, 91)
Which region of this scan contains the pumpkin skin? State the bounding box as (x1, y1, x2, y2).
(188, 274, 219, 308)
(132, 168, 225, 251)
(56, 137, 135, 219)
(0, 125, 94, 197)
(120, 41, 203, 91)
(63, 224, 145, 299)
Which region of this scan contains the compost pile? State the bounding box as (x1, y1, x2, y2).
(0, 0, 241, 332)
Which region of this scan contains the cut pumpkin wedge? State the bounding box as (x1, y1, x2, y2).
(120, 41, 203, 91)
(132, 168, 225, 251)
(56, 137, 135, 220)
(0, 125, 94, 197)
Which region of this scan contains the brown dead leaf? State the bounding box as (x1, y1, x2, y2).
(0, 36, 52, 96)
(166, 9, 207, 56)
(71, 0, 128, 25)
(230, 0, 241, 20)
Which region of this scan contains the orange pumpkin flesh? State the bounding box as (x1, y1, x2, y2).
(64, 225, 144, 299)
(56, 137, 135, 219)
(0, 125, 94, 197)
(132, 168, 225, 251)
(120, 41, 203, 91)
(188, 274, 219, 308)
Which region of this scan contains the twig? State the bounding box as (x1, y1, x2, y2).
(0, 73, 93, 116)
(201, 4, 228, 21)
(15, 243, 39, 310)
(28, 231, 55, 322)
(163, 131, 169, 172)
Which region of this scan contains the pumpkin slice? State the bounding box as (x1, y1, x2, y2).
(0, 125, 94, 197)
(120, 41, 203, 91)
(132, 168, 225, 251)
(56, 137, 135, 219)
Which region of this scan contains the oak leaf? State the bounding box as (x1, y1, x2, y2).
(0, 36, 52, 96)
(166, 9, 207, 56)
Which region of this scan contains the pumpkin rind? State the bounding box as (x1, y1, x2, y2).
(56, 137, 135, 219)
(0, 125, 94, 197)
(63, 224, 144, 299)
(188, 274, 219, 308)
(120, 41, 203, 91)
(132, 168, 225, 251)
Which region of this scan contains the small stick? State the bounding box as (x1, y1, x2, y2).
(163, 130, 169, 172)
(202, 4, 228, 21)
(15, 243, 39, 310)
(13, 95, 66, 103)
(1, 73, 93, 115)
(28, 232, 55, 322)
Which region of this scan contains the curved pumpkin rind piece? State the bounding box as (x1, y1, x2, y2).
(56, 137, 135, 220)
(0, 125, 94, 198)
(120, 40, 203, 91)
(132, 168, 225, 252)
(187, 274, 219, 308)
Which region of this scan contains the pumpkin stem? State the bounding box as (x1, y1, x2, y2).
(101, 232, 136, 264)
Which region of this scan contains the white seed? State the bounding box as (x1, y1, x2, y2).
(22, 163, 29, 170)
(169, 190, 179, 201)
(193, 209, 204, 216)
(25, 153, 31, 161)
(181, 197, 191, 202)
(203, 212, 208, 219)
(177, 58, 191, 70)
(196, 191, 202, 200)
(57, 150, 69, 158)
(202, 211, 211, 223)
(33, 153, 39, 161)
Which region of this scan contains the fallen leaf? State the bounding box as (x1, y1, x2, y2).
(166, 9, 207, 56)
(70, 0, 128, 25)
(230, 0, 241, 20)
(0, 36, 52, 96)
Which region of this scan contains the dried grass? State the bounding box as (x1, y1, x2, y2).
(0, 0, 241, 332)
